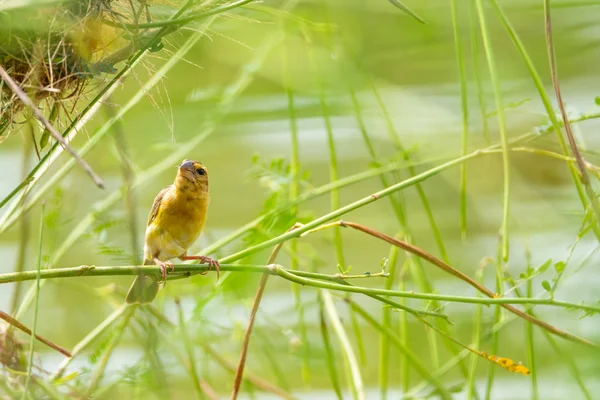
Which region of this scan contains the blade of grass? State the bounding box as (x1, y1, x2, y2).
(450, 0, 470, 238)
(282, 34, 310, 389)
(106, 98, 141, 264)
(322, 290, 364, 400)
(468, 0, 489, 145)
(474, 0, 510, 262)
(379, 239, 399, 399)
(526, 274, 538, 400)
(386, 0, 426, 24)
(10, 139, 33, 314)
(318, 294, 343, 400)
(398, 259, 410, 395)
(344, 297, 452, 400)
(175, 299, 203, 399)
(467, 264, 485, 400)
(21, 202, 45, 400)
(473, 1, 511, 396)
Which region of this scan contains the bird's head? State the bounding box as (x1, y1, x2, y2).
(175, 159, 209, 197)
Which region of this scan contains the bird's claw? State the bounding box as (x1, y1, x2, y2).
(197, 256, 220, 280)
(159, 261, 174, 281)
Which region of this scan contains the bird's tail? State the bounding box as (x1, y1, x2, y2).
(125, 260, 160, 304)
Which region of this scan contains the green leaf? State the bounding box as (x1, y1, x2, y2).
(537, 259, 553, 274)
(595, 96, 600, 106)
(541, 280, 552, 292)
(554, 261, 565, 273)
(387, 0, 425, 24)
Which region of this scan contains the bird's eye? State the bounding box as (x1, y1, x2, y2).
(196, 168, 205, 175)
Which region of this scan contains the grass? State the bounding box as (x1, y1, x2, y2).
(1, 0, 600, 398)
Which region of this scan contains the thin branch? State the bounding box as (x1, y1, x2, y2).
(0, 66, 104, 189)
(305, 220, 595, 347)
(230, 222, 301, 400)
(0, 310, 71, 357)
(0, 263, 598, 317)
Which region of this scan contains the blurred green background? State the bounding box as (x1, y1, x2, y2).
(1, 0, 600, 398)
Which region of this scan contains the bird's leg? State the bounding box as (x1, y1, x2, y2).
(154, 257, 174, 281)
(179, 254, 220, 279)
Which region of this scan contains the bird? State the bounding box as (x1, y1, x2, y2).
(125, 159, 219, 304)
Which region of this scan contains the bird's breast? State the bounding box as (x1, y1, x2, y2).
(145, 190, 209, 259)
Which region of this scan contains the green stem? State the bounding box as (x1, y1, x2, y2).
(283, 38, 310, 388)
(2, 264, 599, 315)
(345, 298, 452, 400)
(175, 300, 203, 399)
(322, 291, 364, 400)
(21, 203, 44, 400)
(379, 240, 399, 399)
(450, 0, 470, 238)
(526, 277, 538, 400)
(467, 266, 485, 400)
(474, 0, 511, 262)
(318, 295, 343, 400)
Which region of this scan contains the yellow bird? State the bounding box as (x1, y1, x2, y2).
(125, 159, 219, 304)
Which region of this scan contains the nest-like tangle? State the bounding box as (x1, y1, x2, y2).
(0, 0, 148, 148)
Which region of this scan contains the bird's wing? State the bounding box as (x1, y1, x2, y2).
(147, 185, 171, 226)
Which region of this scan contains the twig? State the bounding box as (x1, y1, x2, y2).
(230, 222, 302, 400)
(305, 220, 595, 347)
(0, 310, 71, 357)
(0, 66, 104, 189)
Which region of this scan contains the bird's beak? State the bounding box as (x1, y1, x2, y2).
(180, 160, 195, 172)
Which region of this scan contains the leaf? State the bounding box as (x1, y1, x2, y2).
(542, 280, 552, 292)
(595, 96, 600, 106)
(387, 0, 425, 24)
(52, 371, 79, 385)
(554, 261, 565, 273)
(486, 98, 532, 118)
(537, 259, 553, 274)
